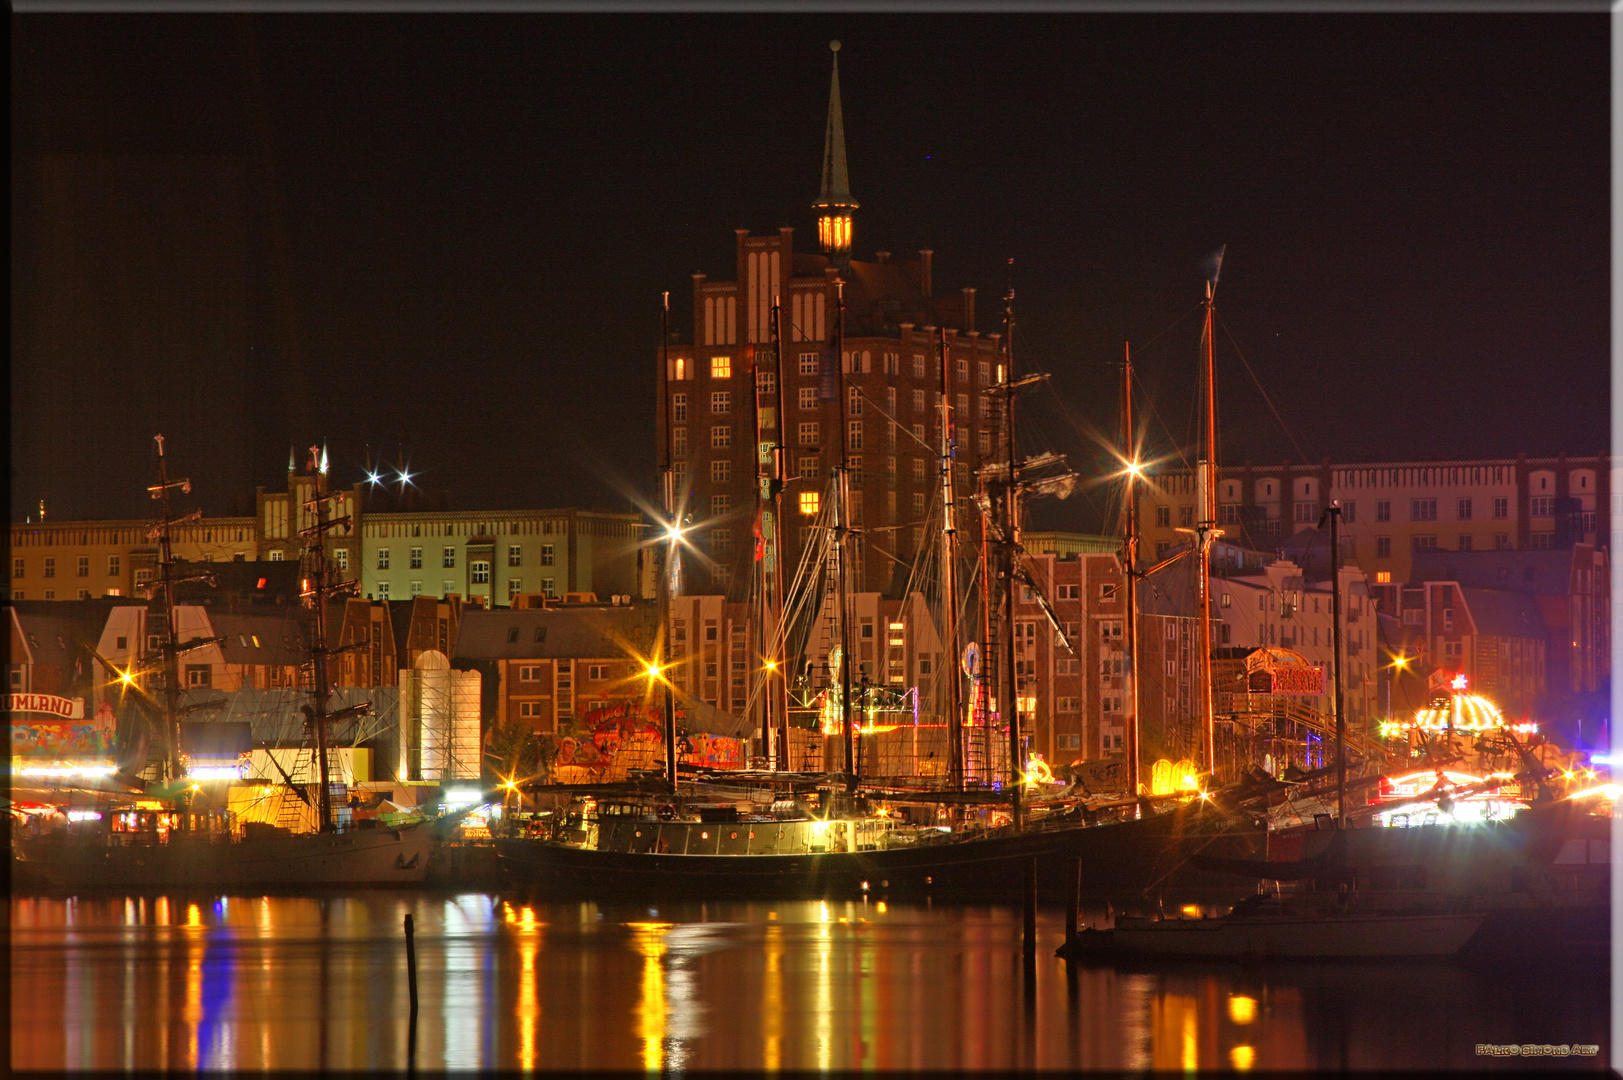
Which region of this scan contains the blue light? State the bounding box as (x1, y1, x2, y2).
(1591, 754, 1614, 766)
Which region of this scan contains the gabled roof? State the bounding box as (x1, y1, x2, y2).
(10, 609, 93, 669)
(1409, 548, 1578, 595)
(1458, 587, 1547, 640)
(454, 605, 655, 661)
(210, 611, 308, 667)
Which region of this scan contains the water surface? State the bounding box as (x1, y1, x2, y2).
(10, 891, 1609, 1071)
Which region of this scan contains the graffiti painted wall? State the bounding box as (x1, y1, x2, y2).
(550, 699, 745, 784)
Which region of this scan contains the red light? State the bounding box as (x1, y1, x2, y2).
(257, 578, 267, 589)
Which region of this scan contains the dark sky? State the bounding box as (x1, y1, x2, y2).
(11, 11, 1609, 532)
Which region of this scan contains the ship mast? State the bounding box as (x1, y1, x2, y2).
(1121, 346, 1142, 806)
(147, 435, 192, 786)
(1193, 249, 1225, 780)
(770, 297, 791, 770)
(659, 292, 679, 793)
(298, 451, 368, 834)
(1001, 273, 1023, 831)
(937, 326, 964, 791)
(833, 278, 857, 795)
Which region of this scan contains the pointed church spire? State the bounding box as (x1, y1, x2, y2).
(813, 40, 858, 257)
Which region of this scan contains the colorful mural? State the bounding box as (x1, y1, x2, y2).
(550, 699, 745, 783)
(10, 703, 116, 759)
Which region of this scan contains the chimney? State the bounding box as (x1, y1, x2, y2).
(918, 250, 933, 296)
(961, 286, 976, 333)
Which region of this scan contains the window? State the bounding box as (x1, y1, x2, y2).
(1156, 541, 1170, 559)
(1494, 533, 1511, 550)
(43, 558, 55, 578)
(912, 354, 926, 378)
(1493, 496, 1509, 519)
(1221, 592, 1232, 607)
(756, 370, 776, 394)
(711, 460, 731, 483)
(1457, 534, 1473, 551)
(1530, 531, 1553, 549)
(1342, 501, 1356, 524)
(798, 422, 819, 446)
(538, 543, 554, 567)
(519, 664, 543, 682)
(911, 424, 925, 445)
(1155, 506, 1171, 528)
(407, 580, 420, 596)
(443, 547, 457, 568)
(672, 357, 687, 380)
(508, 545, 523, 567)
(1057, 584, 1079, 600)
(978, 361, 990, 385)
(108, 555, 120, 576)
(1180, 505, 1195, 526)
(1529, 496, 1556, 517)
(711, 391, 731, 414)
(912, 388, 926, 413)
(977, 431, 991, 456)
(800, 491, 820, 515)
(1376, 536, 1392, 558)
(517, 701, 546, 720)
(185, 664, 211, 688)
(1294, 502, 1317, 523)
(471, 561, 491, 584)
(1376, 500, 1391, 522)
(443, 579, 456, 595)
(11, 558, 22, 579)
(1099, 583, 1118, 603)
(710, 494, 731, 517)
(712, 529, 733, 555)
(378, 582, 390, 599)
(711, 356, 731, 379)
(955, 392, 969, 416)
(76, 556, 89, 577)
(672, 393, 687, 422)
(847, 421, 863, 451)
(1412, 534, 1437, 552)
(542, 577, 556, 597)
(1457, 497, 1473, 520)
(800, 456, 820, 480)
(711, 425, 733, 449)
(410, 547, 423, 569)
(912, 492, 925, 515)
(796, 351, 817, 376)
(588, 665, 607, 680)
(1410, 498, 1437, 522)
(1057, 697, 1080, 713)
(848, 385, 863, 415)
(378, 549, 391, 570)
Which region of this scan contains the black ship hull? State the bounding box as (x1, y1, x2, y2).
(497, 805, 1264, 902)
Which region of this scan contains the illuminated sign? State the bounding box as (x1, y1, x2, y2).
(4, 693, 84, 719)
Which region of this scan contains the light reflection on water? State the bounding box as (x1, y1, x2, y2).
(9, 892, 1609, 1072)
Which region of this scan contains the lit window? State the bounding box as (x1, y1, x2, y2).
(1375, 571, 1392, 583)
(267, 551, 284, 562)
(711, 356, 731, 379)
(800, 491, 820, 515)
(673, 356, 687, 380)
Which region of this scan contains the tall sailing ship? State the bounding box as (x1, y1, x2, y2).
(14, 439, 432, 889)
(497, 272, 1267, 902)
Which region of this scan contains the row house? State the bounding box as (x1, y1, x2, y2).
(1136, 454, 1612, 610)
(1395, 582, 1546, 719)
(453, 601, 658, 737)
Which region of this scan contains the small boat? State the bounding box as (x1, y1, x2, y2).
(1056, 892, 1486, 961)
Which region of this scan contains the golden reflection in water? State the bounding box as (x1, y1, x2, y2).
(504, 903, 546, 1072)
(1228, 994, 1257, 1025)
(1151, 992, 1200, 1072)
(627, 922, 671, 1072)
(815, 917, 832, 1071)
(1231, 1044, 1256, 1070)
(763, 923, 783, 1072)
(183, 913, 203, 1070)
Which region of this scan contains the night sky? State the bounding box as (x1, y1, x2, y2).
(10, 12, 1608, 532)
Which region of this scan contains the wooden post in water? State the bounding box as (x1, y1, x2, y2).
(404, 912, 419, 1070)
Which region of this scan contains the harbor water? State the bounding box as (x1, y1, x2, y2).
(10, 890, 1610, 1072)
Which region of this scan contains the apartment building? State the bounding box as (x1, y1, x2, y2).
(656, 46, 1006, 599)
(1136, 455, 1611, 611)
